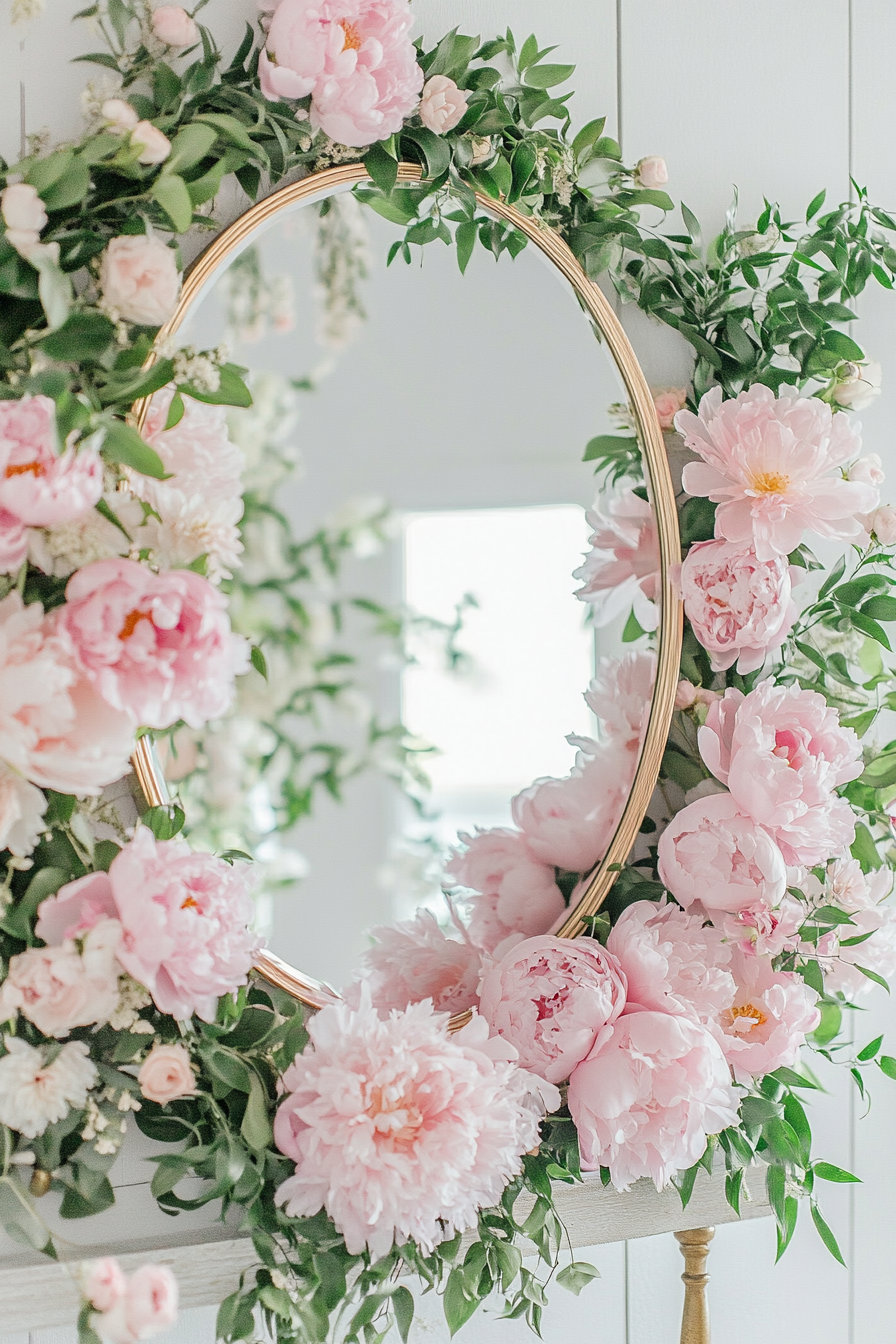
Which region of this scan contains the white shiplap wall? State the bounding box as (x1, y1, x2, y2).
(3, 2, 896, 1341)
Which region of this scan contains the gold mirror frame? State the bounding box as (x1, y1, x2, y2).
(131, 162, 683, 1012)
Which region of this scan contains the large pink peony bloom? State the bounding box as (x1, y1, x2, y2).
(0, 919, 121, 1037)
(574, 490, 660, 631)
(0, 396, 103, 571)
(260, 0, 423, 148)
(681, 539, 796, 674)
(351, 910, 483, 1016)
(273, 992, 545, 1257)
(699, 683, 862, 866)
(444, 828, 566, 953)
(710, 950, 820, 1084)
(675, 385, 876, 559)
(511, 742, 633, 873)
(568, 1009, 739, 1189)
(59, 557, 249, 730)
(478, 934, 627, 1084)
(141, 387, 245, 506)
(657, 792, 787, 914)
(0, 593, 134, 795)
(606, 899, 735, 1020)
(37, 828, 261, 1021)
(584, 650, 657, 755)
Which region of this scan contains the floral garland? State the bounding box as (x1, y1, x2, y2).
(2, 2, 896, 1343)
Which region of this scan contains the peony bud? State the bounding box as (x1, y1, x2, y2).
(419, 76, 467, 135)
(832, 359, 882, 411)
(151, 4, 198, 46)
(102, 99, 140, 132)
(131, 121, 171, 166)
(872, 504, 896, 547)
(634, 155, 668, 190)
(1, 182, 47, 234)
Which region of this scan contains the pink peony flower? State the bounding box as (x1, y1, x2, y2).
(38, 828, 261, 1021)
(141, 387, 245, 506)
(871, 504, 896, 546)
(715, 895, 804, 958)
(261, 0, 424, 148)
(83, 1258, 127, 1314)
(352, 910, 483, 1016)
(511, 742, 632, 874)
(419, 75, 467, 134)
(568, 1009, 738, 1189)
(274, 991, 545, 1257)
(574, 490, 660, 630)
(0, 919, 121, 1037)
(59, 557, 249, 730)
(606, 899, 735, 1020)
(653, 387, 687, 430)
(445, 827, 566, 953)
(0, 762, 46, 857)
(657, 793, 787, 914)
(151, 5, 199, 46)
(584, 650, 657, 755)
(0, 397, 103, 568)
(99, 235, 181, 328)
(699, 683, 862, 866)
(0, 593, 134, 795)
(478, 934, 627, 1084)
(93, 1263, 179, 1344)
(681, 539, 796, 674)
(137, 1043, 197, 1104)
(710, 950, 819, 1084)
(821, 905, 896, 999)
(675, 384, 876, 560)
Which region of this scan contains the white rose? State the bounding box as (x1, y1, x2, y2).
(419, 76, 467, 135)
(131, 121, 171, 166)
(102, 98, 139, 132)
(634, 156, 668, 190)
(832, 359, 882, 411)
(1, 182, 47, 234)
(871, 505, 896, 546)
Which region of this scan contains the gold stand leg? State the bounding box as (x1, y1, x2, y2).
(674, 1227, 714, 1344)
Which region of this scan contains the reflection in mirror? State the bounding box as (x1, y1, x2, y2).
(150, 185, 662, 997)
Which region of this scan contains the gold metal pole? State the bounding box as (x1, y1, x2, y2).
(675, 1227, 714, 1344)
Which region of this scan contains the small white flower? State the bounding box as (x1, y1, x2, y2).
(0, 1038, 97, 1139)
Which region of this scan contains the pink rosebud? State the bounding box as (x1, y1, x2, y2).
(138, 1043, 197, 1103)
(83, 1257, 127, 1314)
(657, 792, 787, 914)
(1, 183, 47, 234)
(102, 99, 140, 131)
(151, 5, 198, 46)
(871, 504, 896, 546)
(59, 557, 249, 731)
(478, 934, 627, 1084)
(568, 1010, 738, 1189)
(99, 235, 181, 327)
(634, 156, 668, 190)
(681, 538, 797, 675)
(96, 1263, 179, 1344)
(419, 75, 467, 134)
(130, 121, 171, 165)
(652, 386, 687, 430)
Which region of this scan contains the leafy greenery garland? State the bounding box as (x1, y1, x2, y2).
(2, 6, 896, 1343)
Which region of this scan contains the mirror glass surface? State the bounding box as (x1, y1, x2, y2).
(160, 183, 662, 989)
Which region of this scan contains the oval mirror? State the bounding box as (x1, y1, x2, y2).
(132, 163, 681, 1013)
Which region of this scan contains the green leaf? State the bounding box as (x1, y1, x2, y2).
(203, 1046, 253, 1093)
(401, 127, 451, 180)
(524, 62, 575, 89)
(769, 1065, 820, 1090)
(141, 803, 186, 841)
(182, 364, 252, 408)
(41, 312, 114, 361)
(851, 821, 883, 873)
(812, 999, 842, 1046)
(878, 1054, 896, 1080)
(811, 1203, 847, 1266)
(164, 389, 185, 429)
(151, 174, 193, 233)
(823, 329, 865, 361)
(101, 420, 168, 478)
(250, 644, 268, 679)
(572, 117, 607, 161)
(806, 189, 827, 221)
(363, 141, 398, 195)
(1, 866, 67, 940)
(856, 1034, 884, 1062)
(443, 1267, 479, 1336)
(25, 148, 74, 196)
(240, 1073, 273, 1151)
(856, 964, 890, 993)
(556, 1261, 600, 1296)
(455, 219, 477, 275)
(814, 1162, 861, 1184)
(741, 1095, 782, 1126)
(861, 595, 896, 622)
(392, 1285, 414, 1344)
(0, 1180, 53, 1253)
(859, 752, 896, 789)
(195, 113, 266, 161)
(583, 433, 638, 461)
(165, 123, 218, 175)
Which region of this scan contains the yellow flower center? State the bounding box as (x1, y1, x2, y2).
(725, 1001, 768, 1031)
(341, 20, 363, 50)
(750, 470, 790, 495)
(118, 609, 153, 641)
(5, 460, 44, 478)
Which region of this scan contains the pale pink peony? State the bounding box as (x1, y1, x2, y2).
(584, 650, 657, 755)
(141, 387, 245, 505)
(261, 0, 424, 148)
(681, 538, 796, 674)
(606, 899, 735, 1020)
(445, 827, 566, 953)
(83, 1258, 127, 1314)
(699, 683, 862, 866)
(352, 910, 483, 1016)
(0, 1037, 97, 1139)
(93, 1263, 179, 1344)
(137, 1043, 197, 1104)
(871, 505, 896, 546)
(39, 828, 261, 1021)
(715, 895, 804, 958)
(568, 1009, 739, 1189)
(574, 490, 660, 630)
(151, 4, 199, 45)
(653, 387, 687, 430)
(419, 75, 467, 134)
(0, 762, 46, 857)
(59, 557, 249, 731)
(711, 950, 820, 1084)
(511, 742, 632, 873)
(635, 156, 668, 190)
(99, 235, 181, 327)
(657, 793, 787, 913)
(273, 992, 545, 1257)
(478, 934, 627, 1084)
(675, 384, 876, 560)
(0, 397, 103, 568)
(0, 919, 121, 1037)
(0, 593, 134, 795)
(821, 905, 896, 998)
